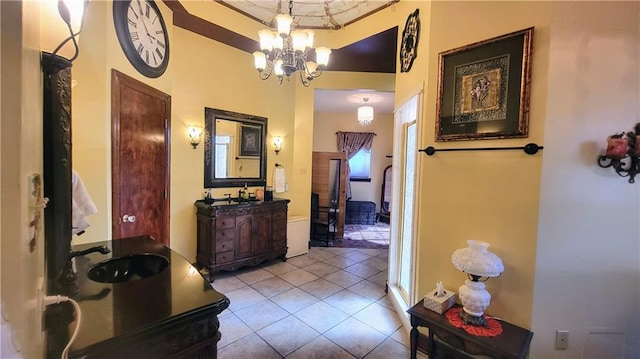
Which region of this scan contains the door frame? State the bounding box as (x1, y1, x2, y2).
(388, 91, 423, 323)
(111, 69, 171, 245)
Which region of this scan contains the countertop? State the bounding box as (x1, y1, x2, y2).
(194, 197, 290, 209)
(66, 235, 229, 354)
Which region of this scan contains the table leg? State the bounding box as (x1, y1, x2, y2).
(410, 322, 418, 359)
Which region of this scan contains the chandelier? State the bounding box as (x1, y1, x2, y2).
(252, 0, 331, 87)
(357, 98, 374, 126)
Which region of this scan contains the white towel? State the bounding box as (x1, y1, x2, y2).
(72, 170, 97, 235)
(273, 167, 286, 193)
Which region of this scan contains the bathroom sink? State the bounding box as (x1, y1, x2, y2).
(87, 253, 169, 283)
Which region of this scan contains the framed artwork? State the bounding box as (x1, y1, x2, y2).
(239, 125, 261, 157)
(435, 27, 533, 141)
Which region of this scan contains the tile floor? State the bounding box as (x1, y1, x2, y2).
(211, 246, 428, 359)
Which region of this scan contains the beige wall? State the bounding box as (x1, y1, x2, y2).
(2, 0, 639, 358)
(532, 2, 640, 358)
(392, 1, 639, 357)
(313, 111, 394, 208)
(69, 0, 399, 259)
(1, 1, 47, 357)
(413, 0, 549, 328)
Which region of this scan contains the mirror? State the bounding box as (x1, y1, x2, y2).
(379, 165, 391, 223)
(204, 107, 267, 188)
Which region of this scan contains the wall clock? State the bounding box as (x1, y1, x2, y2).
(113, 0, 170, 78)
(400, 9, 420, 73)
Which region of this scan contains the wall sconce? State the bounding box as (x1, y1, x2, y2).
(598, 123, 640, 183)
(188, 125, 203, 149)
(52, 0, 89, 62)
(451, 240, 504, 327)
(273, 136, 283, 155)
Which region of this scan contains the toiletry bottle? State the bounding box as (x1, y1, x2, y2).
(242, 183, 249, 199)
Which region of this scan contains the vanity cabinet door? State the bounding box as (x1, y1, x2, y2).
(253, 212, 272, 255)
(235, 215, 254, 259)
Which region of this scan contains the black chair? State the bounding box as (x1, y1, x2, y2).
(310, 193, 337, 246)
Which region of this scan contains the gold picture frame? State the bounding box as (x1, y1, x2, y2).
(435, 27, 534, 141)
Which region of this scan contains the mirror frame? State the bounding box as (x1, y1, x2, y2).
(204, 107, 267, 188)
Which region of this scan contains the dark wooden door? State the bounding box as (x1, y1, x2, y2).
(311, 152, 347, 238)
(111, 70, 171, 245)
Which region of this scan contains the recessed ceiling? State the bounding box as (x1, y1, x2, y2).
(216, 0, 399, 29)
(315, 89, 394, 114)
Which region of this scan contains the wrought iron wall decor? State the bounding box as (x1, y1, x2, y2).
(598, 123, 640, 183)
(42, 52, 73, 295)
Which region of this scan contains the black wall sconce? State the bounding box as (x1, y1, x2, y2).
(598, 123, 640, 183)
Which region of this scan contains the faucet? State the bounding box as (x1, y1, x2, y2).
(69, 245, 111, 259)
(60, 246, 111, 296)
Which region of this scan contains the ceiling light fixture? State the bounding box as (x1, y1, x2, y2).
(252, 0, 332, 87)
(357, 98, 374, 126)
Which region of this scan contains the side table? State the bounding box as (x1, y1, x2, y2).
(408, 300, 533, 359)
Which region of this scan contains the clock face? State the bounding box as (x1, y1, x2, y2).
(113, 0, 169, 78)
(400, 9, 420, 73)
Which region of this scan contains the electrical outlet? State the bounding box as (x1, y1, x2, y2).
(556, 330, 569, 350)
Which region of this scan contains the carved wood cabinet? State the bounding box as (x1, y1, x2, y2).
(195, 199, 290, 281)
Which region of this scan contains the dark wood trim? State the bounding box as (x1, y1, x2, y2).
(172, 8, 258, 54)
(328, 27, 397, 73)
(159, 1, 397, 73)
(160, 0, 187, 13)
(111, 70, 172, 245)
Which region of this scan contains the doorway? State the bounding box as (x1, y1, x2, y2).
(388, 94, 421, 309)
(111, 70, 171, 245)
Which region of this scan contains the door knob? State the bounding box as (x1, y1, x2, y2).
(122, 214, 136, 223)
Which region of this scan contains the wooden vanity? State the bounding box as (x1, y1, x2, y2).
(46, 236, 230, 358)
(195, 198, 290, 280)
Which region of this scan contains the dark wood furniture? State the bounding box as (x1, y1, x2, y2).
(47, 236, 230, 358)
(378, 165, 392, 224)
(408, 300, 533, 359)
(311, 193, 339, 246)
(195, 198, 290, 281)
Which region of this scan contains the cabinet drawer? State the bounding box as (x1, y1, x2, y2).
(216, 240, 234, 253)
(216, 228, 235, 241)
(216, 217, 236, 229)
(215, 251, 234, 264)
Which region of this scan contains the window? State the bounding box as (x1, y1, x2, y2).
(215, 136, 231, 178)
(349, 148, 371, 181)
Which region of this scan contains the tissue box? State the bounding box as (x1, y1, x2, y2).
(423, 289, 456, 314)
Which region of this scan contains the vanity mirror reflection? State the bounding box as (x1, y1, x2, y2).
(204, 107, 267, 188)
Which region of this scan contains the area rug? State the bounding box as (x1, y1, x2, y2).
(310, 223, 390, 249)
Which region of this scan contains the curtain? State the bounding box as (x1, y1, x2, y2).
(336, 131, 375, 200)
